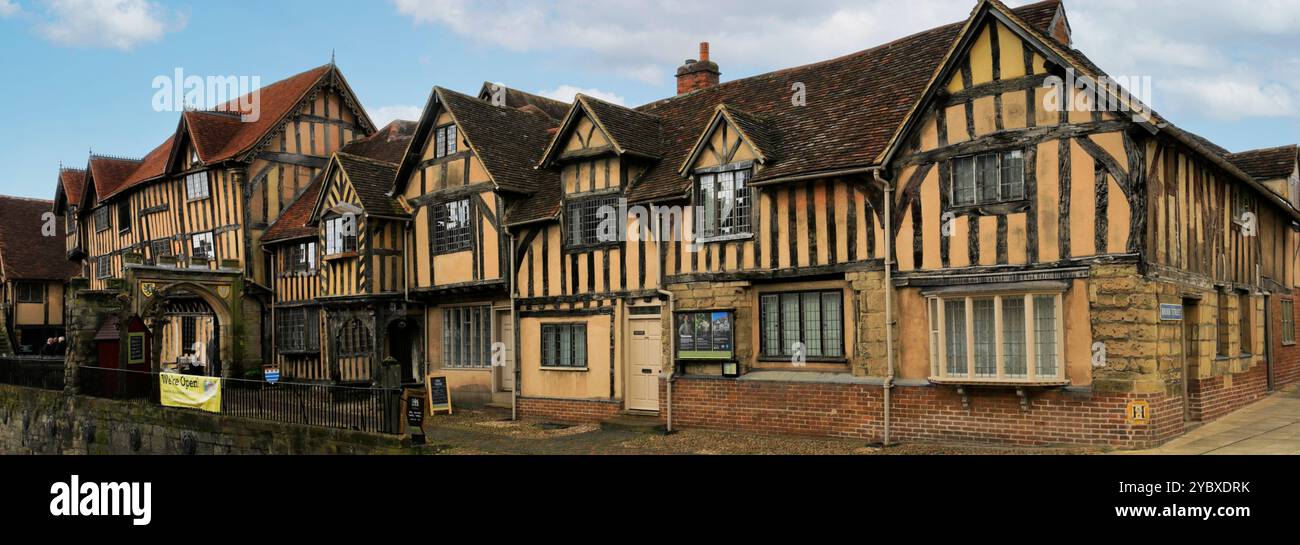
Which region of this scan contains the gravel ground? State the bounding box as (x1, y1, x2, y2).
(420, 409, 1103, 455)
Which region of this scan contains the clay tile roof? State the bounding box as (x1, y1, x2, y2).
(484, 83, 572, 121)
(720, 105, 779, 163)
(109, 137, 175, 199)
(262, 177, 323, 243)
(439, 87, 563, 194)
(340, 120, 417, 165)
(577, 94, 663, 158)
(55, 168, 86, 212)
(0, 196, 80, 281)
(206, 65, 343, 162)
(335, 153, 406, 218)
(87, 156, 143, 204)
(1228, 145, 1298, 181)
(183, 110, 245, 163)
(619, 0, 1064, 203)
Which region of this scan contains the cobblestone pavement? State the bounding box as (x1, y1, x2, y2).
(1125, 383, 1300, 455)
(415, 409, 1100, 455)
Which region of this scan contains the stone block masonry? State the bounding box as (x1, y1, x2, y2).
(0, 384, 410, 455)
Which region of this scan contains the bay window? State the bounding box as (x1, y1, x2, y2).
(928, 291, 1064, 383)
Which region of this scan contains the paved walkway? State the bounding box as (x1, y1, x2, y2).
(1132, 383, 1300, 455)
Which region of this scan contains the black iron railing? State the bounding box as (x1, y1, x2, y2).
(221, 378, 404, 434)
(0, 357, 66, 391)
(73, 366, 403, 434)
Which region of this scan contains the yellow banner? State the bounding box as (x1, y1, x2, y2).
(159, 373, 222, 413)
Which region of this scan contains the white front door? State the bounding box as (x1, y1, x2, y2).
(626, 316, 662, 412)
(495, 309, 515, 391)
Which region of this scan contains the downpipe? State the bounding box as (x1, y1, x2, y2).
(874, 169, 896, 448)
(657, 289, 676, 432)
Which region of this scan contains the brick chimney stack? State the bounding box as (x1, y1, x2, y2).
(676, 42, 720, 95)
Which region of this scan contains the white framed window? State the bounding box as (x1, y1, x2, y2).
(185, 171, 210, 200)
(288, 242, 316, 273)
(96, 255, 112, 279)
(951, 150, 1024, 207)
(442, 306, 492, 368)
(191, 232, 215, 260)
(324, 215, 358, 255)
(927, 292, 1064, 383)
(695, 167, 753, 239)
(434, 124, 457, 159)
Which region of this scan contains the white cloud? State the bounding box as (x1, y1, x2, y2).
(0, 0, 20, 17)
(36, 0, 186, 50)
(368, 105, 424, 128)
(392, 0, 1300, 126)
(538, 85, 625, 106)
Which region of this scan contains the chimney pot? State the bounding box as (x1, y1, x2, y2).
(700, 42, 710, 62)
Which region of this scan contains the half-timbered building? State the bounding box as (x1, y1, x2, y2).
(63, 64, 375, 379)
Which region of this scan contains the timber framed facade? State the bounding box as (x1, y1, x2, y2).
(48, 0, 1300, 448)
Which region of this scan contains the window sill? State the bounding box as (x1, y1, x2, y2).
(432, 247, 473, 257)
(324, 252, 358, 261)
(696, 233, 754, 244)
(564, 243, 619, 254)
(1283, 341, 1296, 347)
(539, 366, 589, 372)
(442, 367, 492, 372)
(928, 377, 1069, 387)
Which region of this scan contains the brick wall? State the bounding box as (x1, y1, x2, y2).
(518, 396, 622, 423)
(1270, 296, 1300, 388)
(660, 377, 1185, 449)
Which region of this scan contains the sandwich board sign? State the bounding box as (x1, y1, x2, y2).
(425, 373, 453, 415)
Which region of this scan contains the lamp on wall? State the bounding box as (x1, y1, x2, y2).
(722, 360, 739, 378)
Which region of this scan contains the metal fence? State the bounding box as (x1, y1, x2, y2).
(222, 377, 404, 434)
(0, 357, 66, 391)
(73, 366, 403, 434)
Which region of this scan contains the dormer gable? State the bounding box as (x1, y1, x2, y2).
(680, 105, 776, 176)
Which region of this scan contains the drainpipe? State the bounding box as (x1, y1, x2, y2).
(873, 169, 896, 447)
(507, 227, 520, 421)
(657, 289, 676, 432)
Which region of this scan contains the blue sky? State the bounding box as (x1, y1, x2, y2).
(1, 0, 1297, 200)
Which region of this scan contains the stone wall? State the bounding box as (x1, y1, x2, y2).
(0, 385, 410, 455)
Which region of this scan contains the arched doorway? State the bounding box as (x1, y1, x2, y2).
(158, 298, 221, 376)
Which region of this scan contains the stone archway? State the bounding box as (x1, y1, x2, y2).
(139, 282, 236, 377)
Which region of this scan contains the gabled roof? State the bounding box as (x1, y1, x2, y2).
(538, 94, 662, 167)
(476, 82, 571, 121)
(53, 168, 86, 214)
(262, 178, 323, 243)
(1228, 145, 1298, 181)
(265, 121, 416, 242)
(106, 137, 174, 200)
(679, 104, 778, 175)
(394, 86, 564, 198)
(334, 153, 407, 218)
(83, 155, 142, 209)
(85, 64, 374, 207)
(0, 196, 80, 281)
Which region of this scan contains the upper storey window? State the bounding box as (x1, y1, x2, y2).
(185, 171, 210, 201)
(695, 166, 753, 240)
(434, 124, 458, 159)
(324, 215, 358, 256)
(566, 192, 620, 249)
(950, 150, 1024, 207)
(94, 207, 110, 233)
(433, 199, 472, 254)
